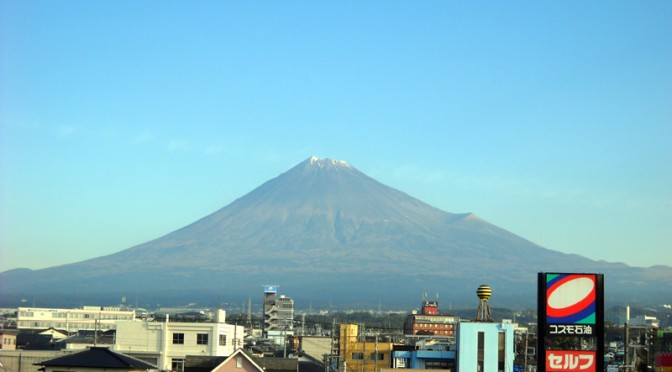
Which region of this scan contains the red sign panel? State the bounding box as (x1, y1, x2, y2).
(545, 350, 596, 372)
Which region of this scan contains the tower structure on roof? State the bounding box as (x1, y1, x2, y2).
(474, 284, 494, 322)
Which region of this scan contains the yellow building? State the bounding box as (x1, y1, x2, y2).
(338, 324, 393, 372)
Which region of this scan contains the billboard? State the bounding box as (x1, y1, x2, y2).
(538, 273, 604, 372)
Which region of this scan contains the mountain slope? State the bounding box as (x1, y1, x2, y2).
(1, 156, 669, 308)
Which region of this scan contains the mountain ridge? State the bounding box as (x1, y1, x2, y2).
(1, 156, 670, 308)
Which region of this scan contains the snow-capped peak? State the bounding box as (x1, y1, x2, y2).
(308, 156, 352, 169)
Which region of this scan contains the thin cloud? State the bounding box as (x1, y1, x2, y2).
(167, 140, 190, 152)
(203, 145, 223, 155)
(131, 130, 155, 144)
(55, 125, 77, 137)
(387, 163, 667, 212)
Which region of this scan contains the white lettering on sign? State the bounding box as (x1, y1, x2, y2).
(546, 351, 595, 372)
(549, 324, 593, 335)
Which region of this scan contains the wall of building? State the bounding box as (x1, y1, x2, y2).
(0, 350, 67, 372)
(0, 333, 17, 351)
(339, 324, 392, 372)
(299, 336, 332, 364)
(456, 322, 516, 372)
(404, 314, 458, 337)
(392, 349, 456, 370)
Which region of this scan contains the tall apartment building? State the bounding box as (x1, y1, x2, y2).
(262, 286, 294, 336)
(17, 306, 135, 333)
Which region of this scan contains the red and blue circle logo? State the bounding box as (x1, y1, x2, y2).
(546, 274, 596, 324)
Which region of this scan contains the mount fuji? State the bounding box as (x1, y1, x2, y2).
(1, 156, 669, 308)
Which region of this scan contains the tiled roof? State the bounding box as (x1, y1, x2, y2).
(34, 347, 157, 370)
(252, 356, 298, 372)
(184, 355, 227, 372)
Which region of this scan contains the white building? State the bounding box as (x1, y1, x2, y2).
(114, 309, 244, 372)
(629, 314, 659, 328)
(17, 306, 135, 333)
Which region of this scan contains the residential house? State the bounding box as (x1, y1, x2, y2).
(114, 309, 244, 372)
(0, 331, 17, 351)
(33, 346, 156, 372)
(206, 348, 297, 372)
(17, 333, 57, 350)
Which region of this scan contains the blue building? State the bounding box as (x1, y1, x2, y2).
(456, 321, 516, 372)
(392, 340, 457, 369)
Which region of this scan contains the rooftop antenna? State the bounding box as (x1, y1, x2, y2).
(246, 297, 252, 328)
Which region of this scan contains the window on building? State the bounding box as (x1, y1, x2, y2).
(498, 331, 506, 372)
(172, 358, 185, 372)
(370, 353, 384, 361)
(172, 333, 185, 344)
(425, 361, 450, 369)
(352, 352, 364, 360)
(197, 333, 209, 345)
(236, 356, 243, 368)
(477, 331, 485, 371)
(219, 334, 227, 346)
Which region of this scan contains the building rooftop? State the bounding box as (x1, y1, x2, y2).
(34, 346, 157, 370)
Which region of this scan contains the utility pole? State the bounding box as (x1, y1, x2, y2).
(302, 313, 306, 336)
(524, 331, 529, 372)
(246, 297, 252, 329)
(374, 334, 379, 372)
(94, 318, 99, 346)
(361, 324, 365, 372)
(624, 305, 630, 371)
(362, 334, 365, 372)
(342, 323, 347, 372)
(283, 320, 287, 358)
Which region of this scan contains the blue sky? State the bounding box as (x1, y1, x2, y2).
(1, 1, 671, 272)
